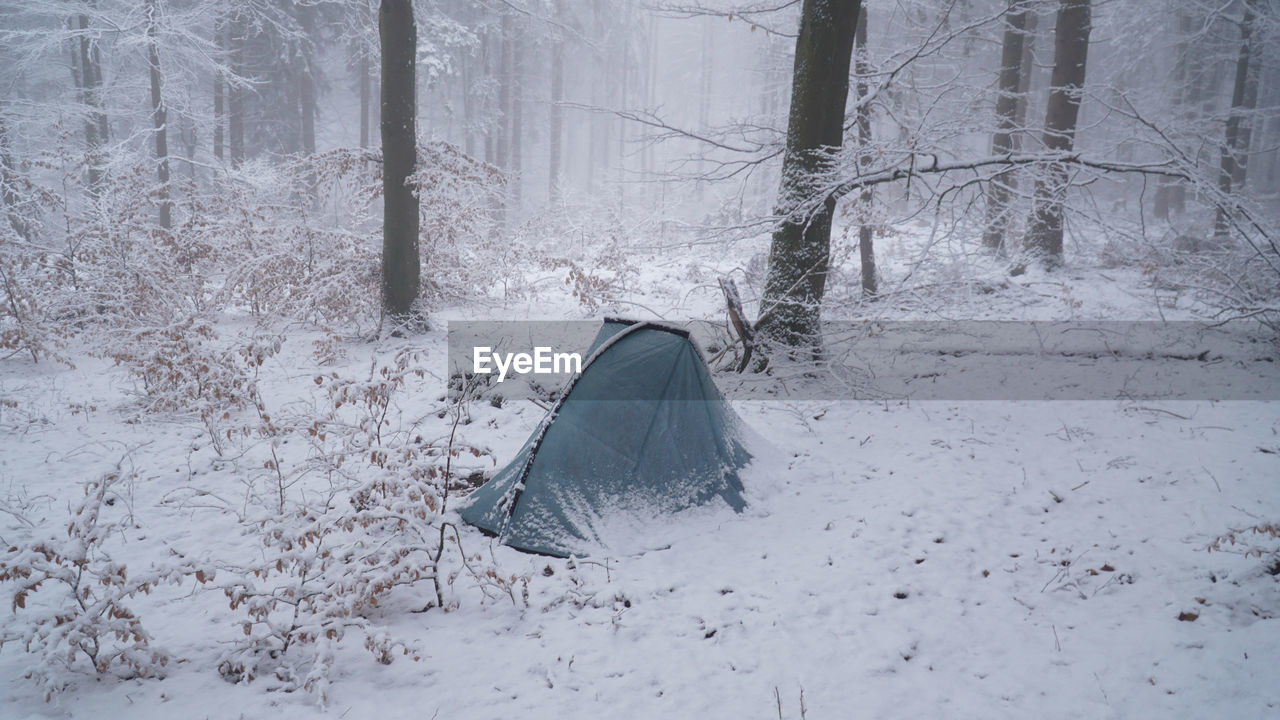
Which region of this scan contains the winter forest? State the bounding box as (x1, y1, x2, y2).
(1, 0, 1279, 717)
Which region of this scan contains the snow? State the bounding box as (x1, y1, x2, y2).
(2, 229, 1278, 719)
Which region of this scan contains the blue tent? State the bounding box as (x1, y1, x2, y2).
(459, 320, 753, 557)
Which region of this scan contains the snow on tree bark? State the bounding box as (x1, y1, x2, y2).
(983, 0, 1031, 253)
(756, 0, 860, 357)
(1026, 0, 1090, 268)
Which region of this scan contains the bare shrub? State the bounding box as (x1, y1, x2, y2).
(1208, 522, 1280, 568)
(216, 350, 526, 704)
(0, 465, 201, 699)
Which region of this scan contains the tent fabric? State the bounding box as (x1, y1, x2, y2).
(459, 319, 753, 557)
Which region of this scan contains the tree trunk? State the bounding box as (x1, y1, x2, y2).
(146, 0, 171, 229)
(1154, 13, 1192, 221)
(1026, 0, 1090, 268)
(510, 28, 523, 213)
(1012, 8, 1037, 142)
(213, 15, 225, 161)
(854, 4, 876, 298)
(298, 3, 317, 156)
(586, 72, 597, 194)
(380, 0, 420, 320)
(75, 13, 110, 196)
(460, 46, 472, 157)
(982, 0, 1030, 252)
(67, 20, 89, 179)
(483, 31, 495, 166)
(699, 20, 712, 131)
(697, 18, 713, 200)
(497, 12, 511, 172)
(228, 13, 246, 168)
(755, 0, 860, 356)
(360, 53, 371, 149)
(616, 8, 631, 214)
(549, 22, 563, 203)
(1214, 0, 1261, 241)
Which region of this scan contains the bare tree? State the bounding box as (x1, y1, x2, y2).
(549, 0, 565, 203)
(213, 10, 226, 161)
(1214, 0, 1262, 241)
(510, 24, 524, 213)
(228, 10, 246, 168)
(854, 3, 876, 298)
(146, 0, 171, 230)
(298, 1, 318, 156)
(72, 10, 110, 195)
(360, 52, 372, 148)
(755, 0, 860, 355)
(1026, 0, 1090, 268)
(380, 0, 419, 321)
(982, 0, 1032, 253)
(1152, 12, 1192, 221)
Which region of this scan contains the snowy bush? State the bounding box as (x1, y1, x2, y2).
(0, 465, 200, 699)
(1, 140, 512, 354)
(199, 156, 382, 332)
(0, 236, 59, 365)
(209, 143, 507, 328)
(0, 155, 204, 362)
(215, 350, 526, 703)
(0, 165, 62, 364)
(102, 318, 278, 416)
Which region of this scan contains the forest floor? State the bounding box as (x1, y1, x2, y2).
(2, 220, 1278, 719)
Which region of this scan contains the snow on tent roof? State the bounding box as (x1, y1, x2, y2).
(459, 318, 753, 557)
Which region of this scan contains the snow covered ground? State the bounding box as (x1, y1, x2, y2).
(2, 229, 1278, 719)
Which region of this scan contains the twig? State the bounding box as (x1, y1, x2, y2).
(1128, 406, 1190, 420)
(1202, 466, 1222, 493)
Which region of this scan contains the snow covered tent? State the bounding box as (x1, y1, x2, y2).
(459, 319, 753, 557)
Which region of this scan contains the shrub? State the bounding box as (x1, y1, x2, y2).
(0, 466, 199, 699)
(216, 350, 525, 704)
(1208, 522, 1280, 570)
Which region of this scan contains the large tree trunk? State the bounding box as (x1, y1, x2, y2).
(982, 0, 1030, 252)
(1214, 0, 1261, 241)
(755, 0, 860, 356)
(1026, 0, 1090, 268)
(380, 0, 420, 321)
(854, 4, 876, 298)
(146, 0, 170, 229)
(1013, 9, 1036, 127)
